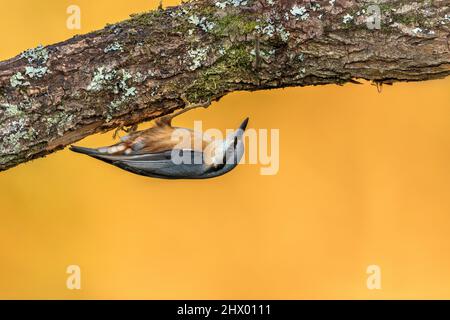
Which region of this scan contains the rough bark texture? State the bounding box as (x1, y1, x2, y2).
(0, 0, 449, 171)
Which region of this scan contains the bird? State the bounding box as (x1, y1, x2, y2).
(70, 98, 249, 179)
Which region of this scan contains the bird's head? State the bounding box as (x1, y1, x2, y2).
(205, 117, 248, 170)
(222, 117, 249, 165)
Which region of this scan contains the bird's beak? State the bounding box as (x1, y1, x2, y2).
(239, 117, 249, 131)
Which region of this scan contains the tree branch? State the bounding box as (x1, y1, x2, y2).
(0, 0, 449, 171)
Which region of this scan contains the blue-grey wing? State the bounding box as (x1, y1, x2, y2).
(115, 159, 208, 179)
(71, 146, 211, 179)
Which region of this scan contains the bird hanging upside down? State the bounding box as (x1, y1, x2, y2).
(70, 98, 249, 179)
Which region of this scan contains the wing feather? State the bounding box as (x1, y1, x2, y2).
(111, 150, 209, 179)
(70, 146, 212, 178)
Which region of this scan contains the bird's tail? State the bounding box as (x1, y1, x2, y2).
(70, 145, 166, 163)
(70, 145, 122, 165)
(70, 145, 103, 156)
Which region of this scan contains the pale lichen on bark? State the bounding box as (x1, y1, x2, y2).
(0, 0, 449, 171)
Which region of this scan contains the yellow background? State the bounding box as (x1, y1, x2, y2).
(1, 0, 450, 299)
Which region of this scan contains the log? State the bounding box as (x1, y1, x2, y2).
(0, 0, 449, 171)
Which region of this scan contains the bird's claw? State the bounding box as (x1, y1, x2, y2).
(113, 124, 138, 140)
(180, 94, 211, 110)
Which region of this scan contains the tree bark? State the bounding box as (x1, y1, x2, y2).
(0, 0, 449, 171)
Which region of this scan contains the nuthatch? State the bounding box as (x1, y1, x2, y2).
(70, 99, 249, 179)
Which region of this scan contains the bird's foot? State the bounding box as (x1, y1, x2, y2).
(112, 124, 138, 140)
(180, 94, 211, 111)
(156, 95, 212, 126)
